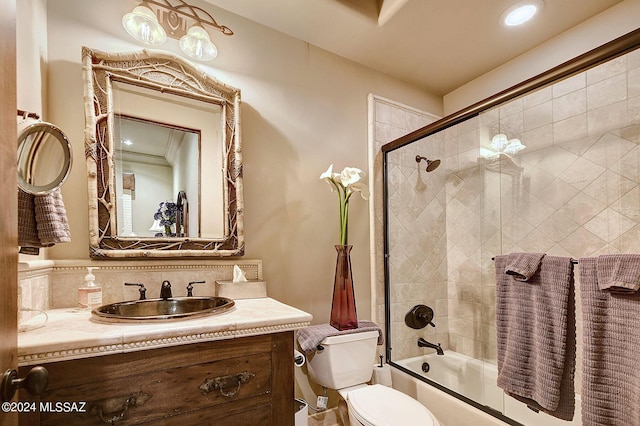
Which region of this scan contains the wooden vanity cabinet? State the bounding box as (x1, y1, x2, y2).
(19, 331, 294, 425)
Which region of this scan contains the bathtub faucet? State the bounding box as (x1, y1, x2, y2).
(417, 338, 444, 356)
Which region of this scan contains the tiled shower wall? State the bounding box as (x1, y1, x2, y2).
(384, 46, 640, 367)
(368, 95, 440, 360)
(385, 137, 448, 360)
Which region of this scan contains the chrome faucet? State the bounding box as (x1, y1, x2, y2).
(417, 338, 444, 355)
(160, 280, 172, 300)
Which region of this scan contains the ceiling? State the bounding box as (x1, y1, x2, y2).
(202, 0, 625, 95)
(116, 117, 190, 167)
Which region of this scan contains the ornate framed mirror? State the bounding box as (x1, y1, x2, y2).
(82, 47, 243, 258)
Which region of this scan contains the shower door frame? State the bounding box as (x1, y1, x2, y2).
(381, 28, 640, 424)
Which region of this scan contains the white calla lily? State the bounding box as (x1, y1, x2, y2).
(339, 167, 364, 187)
(320, 164, 370, 245)
(320, 164, 338, 191)
(320, 164, 334, 181)
(351, 182, 370, 200)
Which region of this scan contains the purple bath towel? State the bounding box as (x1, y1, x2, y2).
(596, 254, 640, 293)
(505, 252, 546, 281)
(580, 257, 640, 425)
(296, 321, 383, 353)
(495, 254, 576, 421)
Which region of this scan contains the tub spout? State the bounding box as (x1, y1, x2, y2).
(418, 338, 444, 355)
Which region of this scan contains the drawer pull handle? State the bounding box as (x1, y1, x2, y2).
(199, 371, 255, 398)
(92, 391, 151, 424)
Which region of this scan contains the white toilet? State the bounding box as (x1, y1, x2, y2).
(306, 330, 440, 426)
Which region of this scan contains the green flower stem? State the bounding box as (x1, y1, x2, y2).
(336, 186, 353, 246)
(341, 199, 349, 245)
(321, 165, 369, 246)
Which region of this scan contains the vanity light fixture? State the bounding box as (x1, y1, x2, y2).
(483, 133, 526, 158)
(180, 25, 218, 60)
(122, 5, 167, 45)
(503, 138, 525, 154)
(122, 0, 233, 61)
(500, 0, 543, 27)
(489, 133, 509, 151)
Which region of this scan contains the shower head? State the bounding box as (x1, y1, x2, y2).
(416, 155, 441, 172)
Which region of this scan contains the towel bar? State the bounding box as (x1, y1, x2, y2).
(17, 109, 40, 119)
(491, 256, 578, 264)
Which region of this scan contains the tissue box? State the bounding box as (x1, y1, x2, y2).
(215, 280, 267, 299)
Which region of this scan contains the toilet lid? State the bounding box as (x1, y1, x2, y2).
(347, 384, 434, 426)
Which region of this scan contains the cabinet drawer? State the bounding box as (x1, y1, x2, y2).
(19, 332, 294, 426)
(35, 352, 271, 425)
(139, 397, 274, 426)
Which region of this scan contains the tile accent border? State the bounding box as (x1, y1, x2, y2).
(18, 259, 263, 311)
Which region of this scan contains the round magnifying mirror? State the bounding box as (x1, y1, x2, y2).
(17, 119, 73, 195)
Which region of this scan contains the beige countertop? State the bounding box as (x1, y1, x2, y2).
(18, 297, 312, 366)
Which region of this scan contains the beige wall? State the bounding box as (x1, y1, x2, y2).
(444, 0, 640, 115)
(16, 0, 46, 116)
(15, 0, 441, 327)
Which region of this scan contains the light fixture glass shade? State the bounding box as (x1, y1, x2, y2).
(149, 219, 163, 232)
(122, 5, 167, 45)
(504, 139, 526, 154)
(490, 133, 509, 151)
(180, 25, 218, 61)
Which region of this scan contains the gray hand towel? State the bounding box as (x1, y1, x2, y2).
(296, 321, 383, 353)
(18, 189, 41, 249)
(580, 257, 640, 425)
(596, 254, 640, 293)
(34, 189, 71, 245)
(18, 188, 71, 254)
(495, 254, 576, 421)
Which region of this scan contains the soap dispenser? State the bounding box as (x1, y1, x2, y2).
(78, 267, 102, 310)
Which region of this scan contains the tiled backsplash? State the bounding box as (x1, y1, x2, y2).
(18, 259, 263, 322)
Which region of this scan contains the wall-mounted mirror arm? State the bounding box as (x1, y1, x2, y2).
(17, 111, 73, 196)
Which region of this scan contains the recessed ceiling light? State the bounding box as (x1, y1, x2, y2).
(500, 0, 543, 27)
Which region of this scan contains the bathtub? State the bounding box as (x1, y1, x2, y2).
(393, 351, 582, 426)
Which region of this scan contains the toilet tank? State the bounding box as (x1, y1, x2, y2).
(307, 330, 379, 390)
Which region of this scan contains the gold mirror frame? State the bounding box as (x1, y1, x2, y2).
(82, 47, 243, 258)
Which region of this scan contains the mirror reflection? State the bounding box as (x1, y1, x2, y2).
(111, 82, 224, 239)
(114, 116, 198, 238)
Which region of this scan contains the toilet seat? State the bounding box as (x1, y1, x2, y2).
(346, 384, 435, 426)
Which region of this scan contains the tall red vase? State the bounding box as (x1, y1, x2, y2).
(330, 244, 358, 331)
